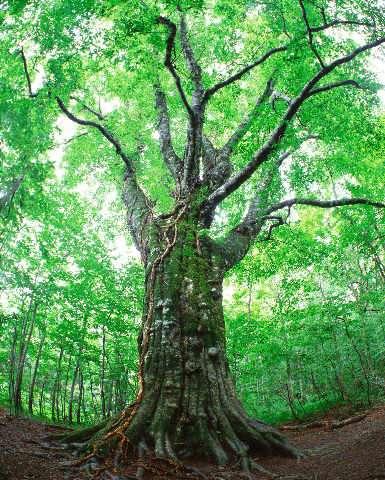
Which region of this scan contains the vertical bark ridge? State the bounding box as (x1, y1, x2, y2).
(74, 212, 301, 470)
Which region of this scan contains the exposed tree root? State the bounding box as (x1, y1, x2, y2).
(45, 418, 111, 442)
(52, 403, 304, 480)
(281, 413, 367, 432)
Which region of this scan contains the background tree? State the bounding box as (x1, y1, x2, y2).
(1, 0, 385, 474)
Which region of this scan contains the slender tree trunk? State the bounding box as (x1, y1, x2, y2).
(14, 302, 37, 415)
(100, 325, 107, 419)
(63, 353, 72, 422)
(68, 357, 80, 424)
(28, 331, 46, 415)
(69, 318, 87, 423)
(39, 377, 46, 417)
(52, 347, 64, 422)
(77, 369, 84, 424)
(89, 371, 99, 419)
(8, 323, 18, 414)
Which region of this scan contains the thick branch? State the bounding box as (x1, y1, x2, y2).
(19, 48, 37, 98)
(200, 35, 385, 221)
(203, 45, 287, 104)
(56, 97, 134, 172)
(158, 16, 203, 191)
(311, 19, 375, 33)
(0, 175, 24, 213)
(180, 14, 203, 99)
(215, 196, 384, 272)
(70, 96, 105, 121)
(122, 169, 153, 258)
(264, 197, 385, 216)
(299, 0, 325, 67)
(56, 97, 152, 254)
(308, 79, 364, 96)
(154, 84, 182, 179)
(158, 16, 194, 118)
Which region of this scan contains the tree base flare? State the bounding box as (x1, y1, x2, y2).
(56, 401, 304, 479)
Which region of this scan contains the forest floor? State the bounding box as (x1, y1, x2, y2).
(0, 404, 384, 480)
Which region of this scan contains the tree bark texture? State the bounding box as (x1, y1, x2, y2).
(81, 209, 299, 466)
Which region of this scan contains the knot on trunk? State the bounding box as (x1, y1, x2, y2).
(208, 347, 219, 358)
(188, 336, 203, 352)
(185, 359, 201, 374)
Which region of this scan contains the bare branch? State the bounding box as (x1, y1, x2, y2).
(264, 197, 385, 216)
(180, 14, 203, 99)
(19, 48, 38, 98)
(64, 132, 89, 145)
(203, 45, 287, 104)
(200, 35, 385, 221)
(311, 19, 375, 33)
(219, 193, 383, 268)
(257, 215, 285, 242)
(298, 0, 325, 67)
(154, 83, 182, 179)
(56, 97, 153, 256)
(70, 96, 105, 121)
(56, 96, 134, 172)
(308, 79, 365, 96)
(158, 16, 194, 118)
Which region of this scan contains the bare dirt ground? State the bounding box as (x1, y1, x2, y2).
(0, 405, 384, 480)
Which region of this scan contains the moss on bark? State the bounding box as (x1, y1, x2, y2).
(69, 212, 300, 470)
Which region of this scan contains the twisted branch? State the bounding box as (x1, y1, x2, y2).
(200, 35, 385, 220)
(263, 197, 385, 216)
(203, 46, 287, 104)
(158, 16, 193, 118)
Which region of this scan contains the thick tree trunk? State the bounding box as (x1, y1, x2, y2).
(75, 213, 300, 469)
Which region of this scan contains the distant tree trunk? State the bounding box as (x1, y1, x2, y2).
(8, 322, 18, 413)
(51, 347, 64, 422)
(62, 353, 72, 422)
(106, 380, 113, 418)
(76, 369, 84, 424)
(28, 330, 46, 415)
(14, 302, 37, 415)
(68, 318, 87, 424)
(39, 376, 46, 417)
(100, 325, 107, 419)
(68, 356, 80, 424)
(89, 371, 99, 419)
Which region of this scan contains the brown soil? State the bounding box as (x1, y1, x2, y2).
(0, 405, 384, 480)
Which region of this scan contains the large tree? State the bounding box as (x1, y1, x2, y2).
(5, 0, 385, 474)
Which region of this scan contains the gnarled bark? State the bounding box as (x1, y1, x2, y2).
(68, 210, 300, 473)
